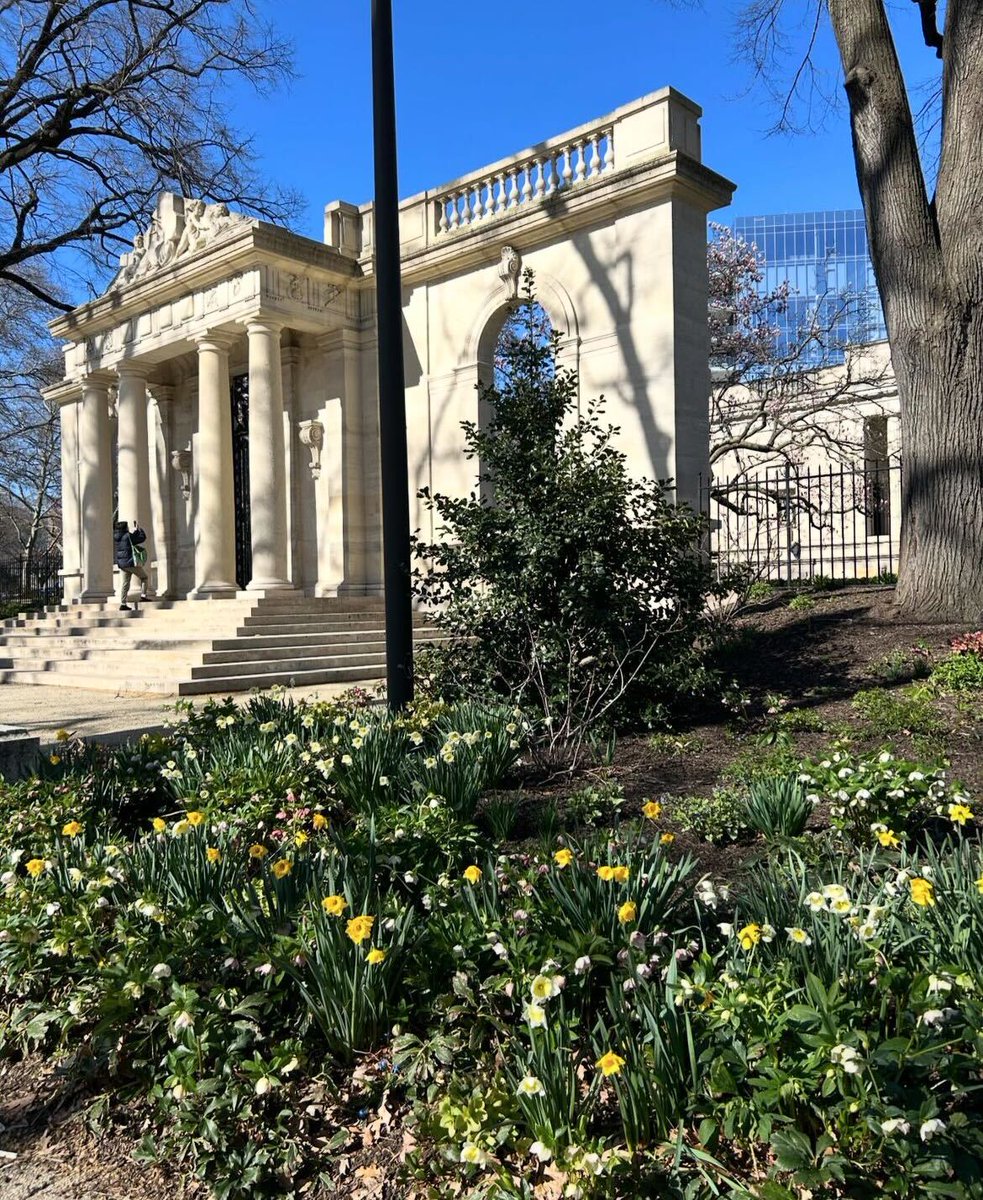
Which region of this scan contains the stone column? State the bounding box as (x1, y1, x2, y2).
(192, 332, 238, 597)
(147, 382, 176, 597)
(116, 364, 155, 575)
(245, 318, 291, 590)
(56, 385, 83, 603)
(78, 375, 114, 601)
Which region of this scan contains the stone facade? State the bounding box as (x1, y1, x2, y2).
(47, 88, 734, 604)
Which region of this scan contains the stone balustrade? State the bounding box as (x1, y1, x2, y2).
(435, 126, 614, 236)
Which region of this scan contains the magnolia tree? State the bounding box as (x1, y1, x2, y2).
(708, 225, 895, 580)
(708, 224, 892, 482)
(700, 0, 983, 620)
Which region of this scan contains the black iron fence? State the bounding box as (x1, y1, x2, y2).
(701, 461, 901, 583)
(0, 553, 62, 610)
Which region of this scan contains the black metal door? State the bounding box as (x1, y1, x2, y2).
(231, 373, 251, 589)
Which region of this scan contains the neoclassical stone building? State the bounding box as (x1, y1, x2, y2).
(48, 87, 734, 607)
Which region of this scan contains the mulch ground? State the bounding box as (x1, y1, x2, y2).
(2, 583, 979, 1197)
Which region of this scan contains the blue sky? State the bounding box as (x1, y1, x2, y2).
(237, 1, 939, 243)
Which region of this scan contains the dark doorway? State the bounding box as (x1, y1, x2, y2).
(231, 373, 251, 589)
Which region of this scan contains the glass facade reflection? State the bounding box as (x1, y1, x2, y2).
(731, 210, 886, 365)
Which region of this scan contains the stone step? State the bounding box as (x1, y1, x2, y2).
(189, 649, 386, 680)
(211, 627, 447, 652)
(200, 632, 443, 665)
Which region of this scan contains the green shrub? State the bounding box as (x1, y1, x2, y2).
(411, 275, 726, 765)
(746, 580, 775, 602)
(746, 775, 812, 838)
(723, 741, 802, 784)
(648, 731, 704, 756)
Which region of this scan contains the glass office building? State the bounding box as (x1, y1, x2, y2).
(731, 211, 887, 365)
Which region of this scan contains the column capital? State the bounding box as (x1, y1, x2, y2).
(243, 315, 286, 337)
(192, 329, 238, 352)
(81, 370, 115, 392)
(115, 360, 153, 381)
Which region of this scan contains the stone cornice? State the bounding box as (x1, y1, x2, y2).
(50, 223, 360, 341)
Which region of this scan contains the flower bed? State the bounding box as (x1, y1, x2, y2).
(1, 693, 982, 1198)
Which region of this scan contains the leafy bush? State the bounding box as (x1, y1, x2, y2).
(412, 276, 725, 765)
(746, 775, 812, 838)
(745, 580, 775, 602)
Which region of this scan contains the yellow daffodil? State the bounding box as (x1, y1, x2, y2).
(346, 914, 375, 944)
(948, 803, 974, 826)
(186, 811, 205, 827)
(642, 800, 662, 820)
(294, 830, 309, 847)
(322, 894, 347, 916)
(612, 865, 630, 884)
(49, 754, 61, 766)
(618, 900, 638, 925)
(463, 865, 482, 885)
(151, 817, 167, 833)
(786, 926, 812, 945)
(523, 1002, 547, 1028)
(206, 847, 221, 864)
(249, 843, 268, 859)
(877, 828, 901, 848)
(61, 820, 83, 838)
(596, 865, 616, 882)
(312, 812, 329, 831)
(25, 858, 46, 878)
(737, 923, 762, 951)
(553, 848, 574, 868)
(271, 860, 293, 879)
(976, 875, 983, 896)
(366, 947, 387, 965)
(173, 819, 191, 836)
(595, 1050, 626, 1077)
(660, 832, 675, 846)
(55, 729, 70, 742)
(910, 877, 935, 907)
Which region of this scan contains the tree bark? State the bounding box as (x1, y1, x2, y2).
(828, 0, 983, 621)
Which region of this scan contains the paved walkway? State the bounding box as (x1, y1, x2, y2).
(0, 678, 384, 746)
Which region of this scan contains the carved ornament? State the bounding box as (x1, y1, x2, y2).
(112, 193, 250, 289)
(298, 419, 324, 480)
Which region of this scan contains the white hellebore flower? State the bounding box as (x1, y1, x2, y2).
(880, 1117, 910, 1136)
(920, 1118, 946, 1142)
(151, 962, 172, 980)
(460, 1142, 488, 1165)
(529, 1140, 552, 1162)
(574, 955, 592, 975)
(516, 1075, 545, 1097)
(920, 1009, 946, 1027)
(830, 1044, 863, 1074)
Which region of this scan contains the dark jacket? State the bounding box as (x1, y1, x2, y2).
(113, 525, 146, 569)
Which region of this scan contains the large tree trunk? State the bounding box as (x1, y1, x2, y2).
(828, 0, 983, 622)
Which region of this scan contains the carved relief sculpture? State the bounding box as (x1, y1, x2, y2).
(111, 194, 249, 289)
(171, 444, 193, 499)
(499, 245, 522, 298)
(298, 420, 324, 480)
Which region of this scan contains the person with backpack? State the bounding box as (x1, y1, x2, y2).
(113, 519, 153, 610)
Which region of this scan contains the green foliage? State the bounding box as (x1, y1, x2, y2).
(723, 740, 802, 784)
(786, 593, 816, 612)
(1, 698, 982, 1200)
(797, 746, 961, 842)
(746, 580, 776, 602)
(851, 685, 944, 736)
(931, 651, 983, 693)
(671, 787, 753, 844)
(412, 275, 724, 763)
(869, 648, 932, 686)
(746, 775, 812, 838)
(648, 731, 705, 756)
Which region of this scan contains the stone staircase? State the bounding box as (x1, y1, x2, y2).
(0, 595, 443, 695)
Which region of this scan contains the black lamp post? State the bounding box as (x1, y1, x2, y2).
(371, 0, 414, 710)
